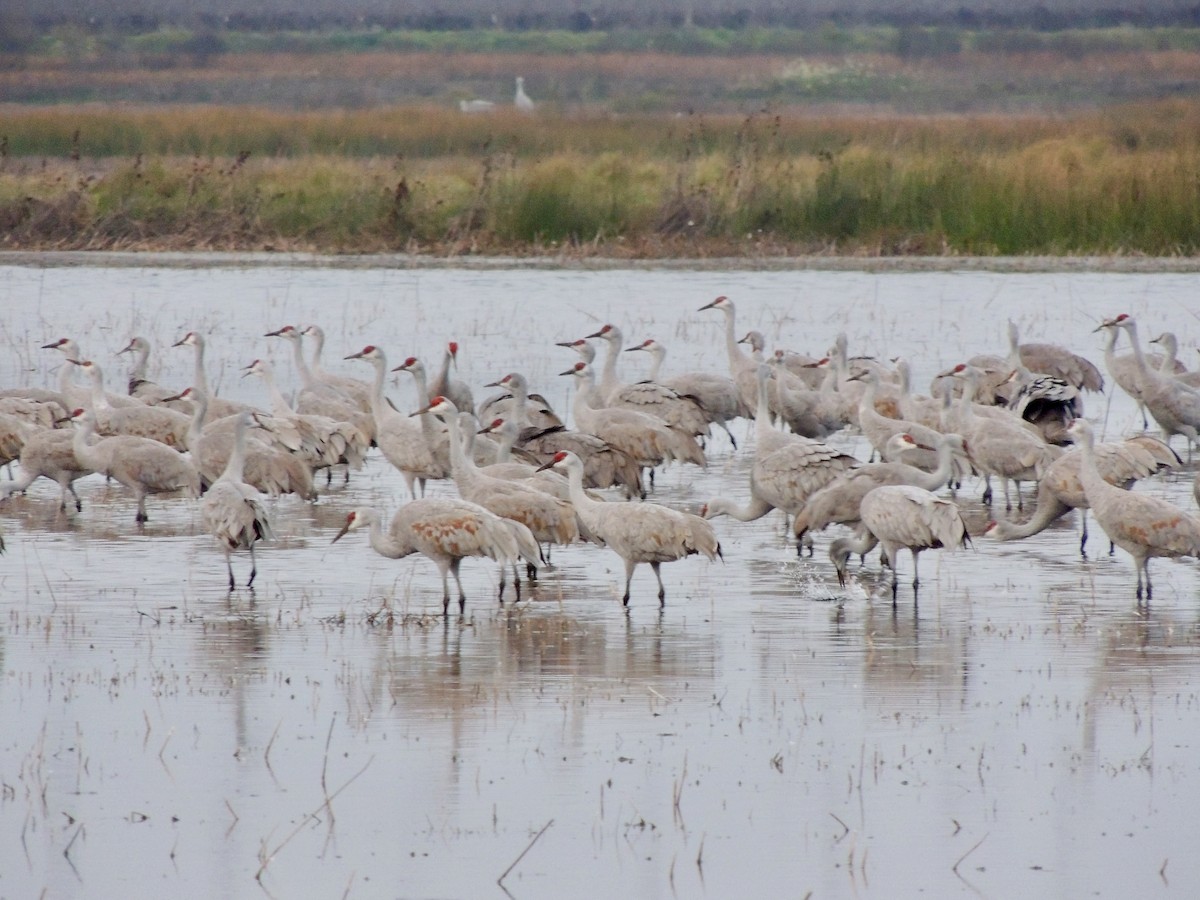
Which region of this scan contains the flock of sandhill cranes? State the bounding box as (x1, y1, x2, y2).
(2, 299, 1200, 608)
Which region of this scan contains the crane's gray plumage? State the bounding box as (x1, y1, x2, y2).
(0, 427, 89, 511)
(1070, 418, 1200, 601)
(69, 407, 201, 523)
(200, 410, 275, 591)
(829, 484, 970, 598)
(540, 450, 720, 607)
(331, 500, 538, 614)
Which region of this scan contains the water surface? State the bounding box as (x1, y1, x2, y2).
(1, 264, 1198, 898)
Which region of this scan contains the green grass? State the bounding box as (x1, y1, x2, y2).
(4, 101, 1200, 254)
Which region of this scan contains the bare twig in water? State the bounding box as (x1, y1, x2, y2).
(1160, 858, 1169, 885)
(255, 755, 374, 883)
(264, 719, 282, 779)
(830, 812, 850, 841)
(62, 822, 84, 881)
(953, 832, 989, 875)
(497, 818, 554, 888)
(225, 799, 239, 837)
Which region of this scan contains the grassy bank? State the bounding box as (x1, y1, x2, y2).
(3, 101, 1199, 256)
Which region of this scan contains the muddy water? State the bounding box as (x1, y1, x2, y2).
(1, 263, 1199, 898)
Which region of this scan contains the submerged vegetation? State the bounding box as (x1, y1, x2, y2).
(3, 100, 1200, 256)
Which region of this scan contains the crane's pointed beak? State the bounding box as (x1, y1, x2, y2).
(331, 522, 352, 544)
(535, 459, 556, 472)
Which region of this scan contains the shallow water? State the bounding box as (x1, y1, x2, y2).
(1, 263, 1199, 898)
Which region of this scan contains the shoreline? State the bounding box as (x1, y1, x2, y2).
(3, 250, 1200, 272)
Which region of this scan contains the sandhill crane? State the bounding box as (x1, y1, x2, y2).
(560, 361, 706, 472)
(514, 76, 535, 112)
(1005, 367, 1081, 445)
(794, 433, 966, 541)
(0, 395, 68, 428)
(69, 360, 192, 449)
(475, 417, 572, 495)
(420, 399, 579, 560)
(184, 390, 316, 500)
(698, 296, 760, 411)
(345, 345, 446, 497)
(704, 365, 860, 548)
(1098, 315, 1200, 453)
(477, 371, 557, 430)
(578, 324, 710, 440)
(0, 428, 88, 511)
(513, 408, 645, 499)
(764, 353, 842, 439)
(69, 408, 201, 523)
(42, 337, 141, 410)
(984, 433, 1179, 555)
(1007, 320, 1104, 393)
(1148, 332, 1200, 388)
(173, 332, 256, 421)
(829, 485, 970, 599)
(852, 367, 950, 469)
(894, 358, 944, 430)
(1095, 316, 1181, 429)
(428, 342, 475, 414)
(1069, 418, 1200, 601)
(332, 501, 539, 614)
(949, 365, 1059, 510)
(200, 411, 274, 591)
(243, 358, 369, 482)
(291, 324, 374, 412)
(539, 450, 721, 607)
(625, 338, 750, 447)
(118, 336, 189, 408)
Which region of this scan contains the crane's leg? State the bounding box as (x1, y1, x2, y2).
(1143, 560, 1153, 602)
(651, 562, 665, 607)
(1079, 510, 1089, 558)
(135, 491, 149, 523)
(438, 561, 452, 615)
(622, 559, 638, 607)
(718, 421, 738, 450)
(450, 558, 467, 614)
(512, 562, 522, 602)
(247, 545, 258, 588)
(981, 475, 993, 506)
(498, 562, 508, 604)
(910, 550, 920, 589)
(1014, 479, 1024, 512)
(224, 550, 236, 592)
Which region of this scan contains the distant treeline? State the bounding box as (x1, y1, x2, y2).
(7, 0, 1200, 36)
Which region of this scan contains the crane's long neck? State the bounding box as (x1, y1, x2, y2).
(1074, 429, 1116, 506)
(991, 485, 1072, 539)
(188, 392, 209, 448)
(435, 351, 453, 394)
(856, 373, 877, 419)
(191, 337, 213, 401)
(916, 439, 959, 492)
(646, 349, 664, 383)
(721, 308, 749, 375)
(223, 415, 251, 484)
(368, 515, 413, 559)
(707, 494, 774, 522)
(754, 370, 775, 447)
(494, 423, 516, 463)
(71, 417, 105, 472)
(1156, 334, 1179, 374)
(128, 344, 150, 384)
(257, 367, 294, 417)
(441, 409, 471, 483)
(562, 458, 602, 517)
(87, 369, 113, 410)
(598, 339, 622, 401)
(1006, 321, 1022, 368)
(408, 366, 431, 407)
(366, 356, 393, 426)
(308, 330, 328, 378)
(1123, 322, 1150, 378)
(570, 375, 599, 430)
(285, 335, 318, 390)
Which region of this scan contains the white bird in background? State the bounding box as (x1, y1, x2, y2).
(459, 98, 496, 114)
(1069, 418, 1200, 601)
(538, 450, 721, 607)
(829, 485, 971, 599)
(514, 76, 535, 112)
(200, 410, 275, 591)
(331, 502, 538, 614)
